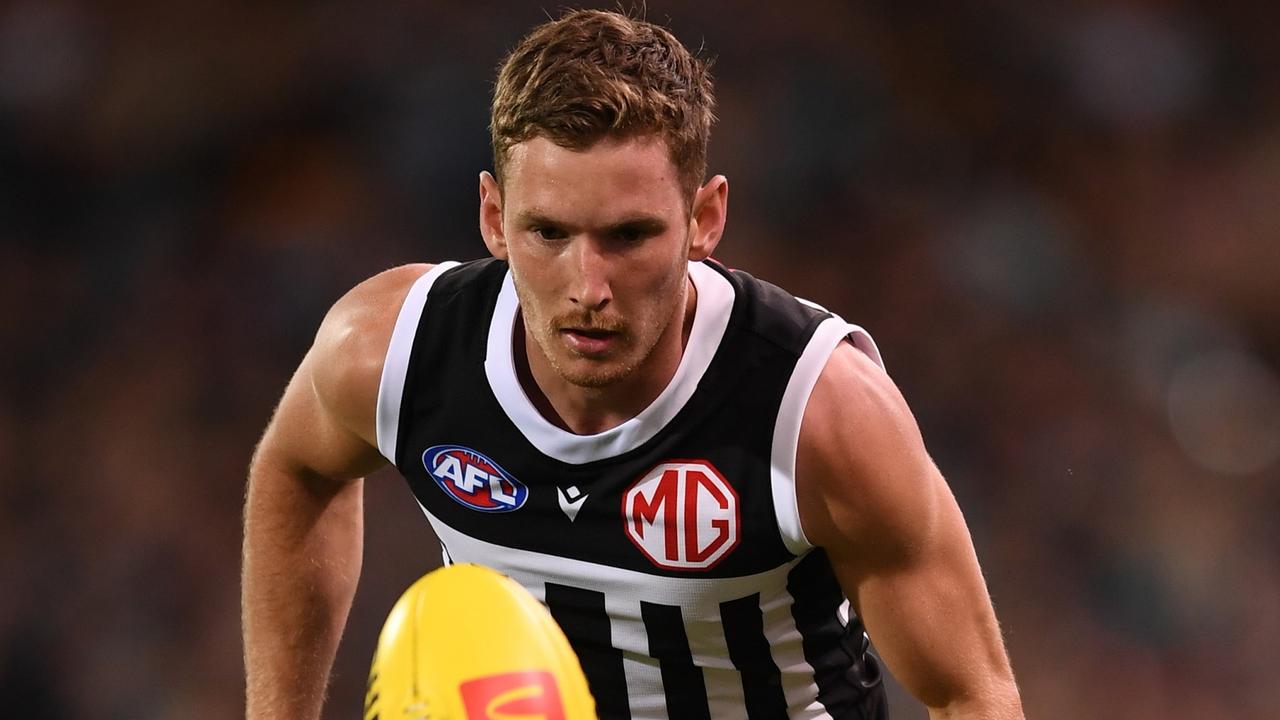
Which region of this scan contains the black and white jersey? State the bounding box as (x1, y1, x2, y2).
(376, 258, 890, 719)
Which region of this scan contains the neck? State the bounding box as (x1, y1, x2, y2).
(517, 277, 698, 435)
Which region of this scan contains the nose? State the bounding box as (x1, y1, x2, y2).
(568, 238, 612, 311)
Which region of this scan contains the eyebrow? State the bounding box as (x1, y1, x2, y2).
(514, 210, 669, 236)
(514, 210, 575, 232)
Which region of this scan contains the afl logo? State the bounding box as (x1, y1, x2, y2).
(623, 460, 740, 570)
(424, 445, 528, 513)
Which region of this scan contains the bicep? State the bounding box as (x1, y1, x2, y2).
(844, 469, 1010, 709)
(797, 344, 1015, 710)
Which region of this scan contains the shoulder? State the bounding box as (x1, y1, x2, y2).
(715, 263, 827, 353)
(308, 263, 436, 443)
(795, 341, 943, 569)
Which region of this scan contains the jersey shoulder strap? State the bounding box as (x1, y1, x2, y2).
(716, 262, 885, 554)
(375, 258, 507, 465)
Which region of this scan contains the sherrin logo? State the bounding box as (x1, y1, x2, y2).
(624, 460, 740, 570)
(459, 670, 566, 720)
(424, 445, 528, 512)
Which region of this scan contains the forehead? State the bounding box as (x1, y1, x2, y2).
(502, 135, 685, 220)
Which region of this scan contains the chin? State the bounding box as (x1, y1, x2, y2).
(555, 359, 637, 389)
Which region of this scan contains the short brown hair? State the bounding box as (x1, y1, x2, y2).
(490, 9, 715, 203)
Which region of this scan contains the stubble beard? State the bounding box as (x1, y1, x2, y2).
(537, 309, 662, 389)
(512, 254, 689, 391)
(518, 294, 675, 391)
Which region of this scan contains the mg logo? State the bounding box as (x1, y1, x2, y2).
(623, 460, 740, 570)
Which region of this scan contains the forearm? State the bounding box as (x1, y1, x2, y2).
(924, 673, 1023, 719)
(927, 681, 1024, 720)
(242, 462, 364, 720)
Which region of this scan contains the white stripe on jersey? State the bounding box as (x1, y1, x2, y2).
(770, 316, 885, 555)
(607, 592, 666, 719)
(376, 261, 460, 463)
(765, 587, 833, 717)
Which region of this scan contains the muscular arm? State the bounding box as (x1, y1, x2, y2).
(242, 264, 430, 720)
(796, 344, 1023, 719)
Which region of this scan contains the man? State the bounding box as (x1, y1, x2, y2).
(242, 9, 1023, 720)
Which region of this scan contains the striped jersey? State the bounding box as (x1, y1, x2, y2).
(375, 258, 890, 719)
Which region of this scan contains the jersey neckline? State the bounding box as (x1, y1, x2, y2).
(484, 260, 735, 465)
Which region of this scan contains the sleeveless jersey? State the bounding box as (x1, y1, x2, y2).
(376, 258, 890, 720)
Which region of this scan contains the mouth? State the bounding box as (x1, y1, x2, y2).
(560, 327, 621, 355)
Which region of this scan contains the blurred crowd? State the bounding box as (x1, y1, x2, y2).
(2, 1, 1277, 718)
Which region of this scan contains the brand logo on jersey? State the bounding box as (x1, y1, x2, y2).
(424, 445, 527, 513)
(623, 460, 740, 570)
(557, 485, 588, 522)
(459, 670, 565, 720)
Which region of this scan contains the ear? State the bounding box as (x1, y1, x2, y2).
(479, 171, 507, 259)
(687, 175, 728, 262)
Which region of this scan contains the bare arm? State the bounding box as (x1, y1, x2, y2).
(242, 264, 430, 720)
(797, 344, 1023, 719)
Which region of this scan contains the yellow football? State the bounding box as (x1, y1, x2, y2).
(365, 563, 597, 720)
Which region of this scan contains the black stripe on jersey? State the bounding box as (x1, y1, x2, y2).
(545, 583, 631, 720)
(787, 550, 888, 720)
(720, 593, 789, 719)
(640, 601, 712, 720)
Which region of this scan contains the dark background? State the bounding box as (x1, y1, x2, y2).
(2, 1, 1278, 718)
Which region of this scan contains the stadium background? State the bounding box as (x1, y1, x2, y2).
(2, 1, 1278, 718)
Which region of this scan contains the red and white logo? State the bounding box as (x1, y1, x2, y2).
(459, 670, 565, 720)
(623, 460, 740, 570)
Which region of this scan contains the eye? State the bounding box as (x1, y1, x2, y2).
(611, 223, 661, 245)
(532, 226, 567, 242)
(613, 227, 643, 245)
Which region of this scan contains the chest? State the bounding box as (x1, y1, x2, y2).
(399, 421, 793, 578)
